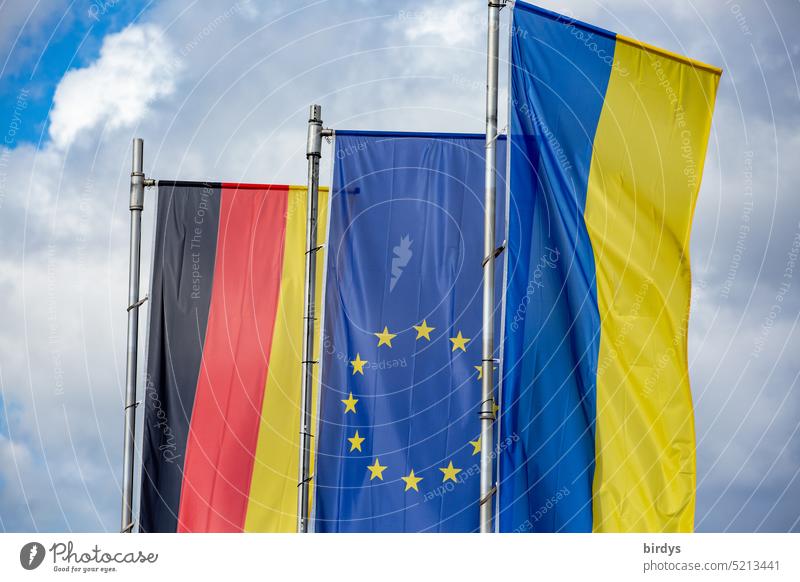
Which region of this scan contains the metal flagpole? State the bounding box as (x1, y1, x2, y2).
(480, 1, 505, 534)
(122, 138, 151, 532)
(297, 105, 331, 533)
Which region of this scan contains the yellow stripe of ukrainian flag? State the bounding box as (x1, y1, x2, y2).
(244, 186, 329, 532)
(585, 38, 719, 532)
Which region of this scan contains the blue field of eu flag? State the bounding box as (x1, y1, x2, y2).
(313, 131, 505, 532)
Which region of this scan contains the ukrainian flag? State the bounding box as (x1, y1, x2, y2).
(499, 3, 720, 532)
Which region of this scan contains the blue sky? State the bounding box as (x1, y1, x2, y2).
(0, 1, 151, 146)
(0, 0, 798, 533)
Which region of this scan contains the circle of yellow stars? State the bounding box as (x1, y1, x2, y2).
(339, 320, 496, 492)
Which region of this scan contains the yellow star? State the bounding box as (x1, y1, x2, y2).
(350, 353, 368, 375)
(348, 430, 365, 452)
(439, 461, 462, 483)
(367, 458, 387, 481)
(374, 326, 397, 347)
(413, 319, 435, 341)
(469, 437, 481, 455)
(341, 392, 358, 414)
(401, 469, 423, 492)
(449, 331, 470, 352)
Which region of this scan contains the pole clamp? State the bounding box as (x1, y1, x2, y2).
(486, 131, 503, 146)
(301, 360, 319, 365)
(130, 170, 145, 211)
(127, 295, 149, 312)
(121, 521, 134, 533)
(297, 474, 314, 487)
(482, 242, 506, 267)
(488, 126, 508, 146)
(479, 485, 497, 506)
(307, 105, 324, 158)
(124, 400, 141, 411)
(306, 244, 324, 255)
(479, 397, 497, 421)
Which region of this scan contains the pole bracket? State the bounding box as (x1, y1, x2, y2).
(479, 485, 497, 506)
(301, 360, 318, 365)
(306, 244, 324, 255)
(486, 129, 504, 146)
(488, 126, 508, 146)
(482, 242, 506, 267)
(127, 295, 149, 312)
(297, 474, 314, 487)
(307, 105, 324, 158)
(124, 400, 141, 411)
(479, 397, 497, 421)
(120, 521, 134, 533)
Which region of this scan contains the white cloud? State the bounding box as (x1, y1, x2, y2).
(48, 24, 180, 150)
(395, 1, 482, 47)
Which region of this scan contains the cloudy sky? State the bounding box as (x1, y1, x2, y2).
(0, 0, 797, 532)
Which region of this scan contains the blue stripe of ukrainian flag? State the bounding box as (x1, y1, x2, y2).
(500, 2, 720, 532)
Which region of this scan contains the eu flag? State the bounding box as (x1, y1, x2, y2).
(314, 131, 505, 532)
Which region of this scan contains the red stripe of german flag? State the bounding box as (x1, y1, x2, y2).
(178, 184, 289, 532)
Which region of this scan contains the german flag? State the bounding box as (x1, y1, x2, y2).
(139, 181, 327, 532)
